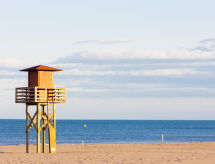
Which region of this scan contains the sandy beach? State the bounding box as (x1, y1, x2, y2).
(0, 142, 215, 164)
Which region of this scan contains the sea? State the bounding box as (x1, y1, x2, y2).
(0, 120, 215, 145)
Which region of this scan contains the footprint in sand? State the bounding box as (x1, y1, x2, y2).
(175, 158, 182, 162)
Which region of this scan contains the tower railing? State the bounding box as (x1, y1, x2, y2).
(15, 87, 66, 103)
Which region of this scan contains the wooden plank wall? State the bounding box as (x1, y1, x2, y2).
(38, 71, 54, 88)
(28, 71, 38, 87)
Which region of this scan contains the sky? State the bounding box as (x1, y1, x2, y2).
(0, 0, 215, 119)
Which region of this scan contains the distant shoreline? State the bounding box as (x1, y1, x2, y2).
(0, 141, 214, 146)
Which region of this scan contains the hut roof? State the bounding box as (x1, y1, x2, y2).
(20, 65, 62, 71)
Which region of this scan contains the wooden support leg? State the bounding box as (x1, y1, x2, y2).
(37, 103, 41, 153)
(26, 104, 29, 153)
(48, 103, 56, 153)
(42, 105, 45, 153)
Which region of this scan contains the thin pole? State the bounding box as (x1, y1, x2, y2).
(37, 103, 41, 153)
(26, 104, 29, 153)
(162, 134, 164, 143)
(42, 105, 45, 153)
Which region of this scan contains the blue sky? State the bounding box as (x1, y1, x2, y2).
(0, 0, 215, 119)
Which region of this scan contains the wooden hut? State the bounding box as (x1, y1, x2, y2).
(15, 65, 66, 153)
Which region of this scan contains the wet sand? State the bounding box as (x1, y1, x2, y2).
(0, 142, 215, 164)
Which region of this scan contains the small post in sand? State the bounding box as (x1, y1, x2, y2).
(162, 134, 164, 143)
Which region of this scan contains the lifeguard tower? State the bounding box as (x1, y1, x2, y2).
(15, 65, 66, 153)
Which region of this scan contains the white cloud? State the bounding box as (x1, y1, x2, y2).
(191, 38, 215, 52)
(0, 78, 26, 90)
(0, 46, 215, 102)
(0, 70, 16, 76)
(67, 86, 215, 94)
(55, 50, 215, 63)
(73, 39, 129, 45)
(54, 61, 215, 71)
(0, 58, 22, 68)
(140, 68, 211, 76)
(199, 39, 215, 43)
(58, 97, 215, 120)
(68, 87, 108, 92)
(0, 58, 40, 70)
(60, 68, 211, 77)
